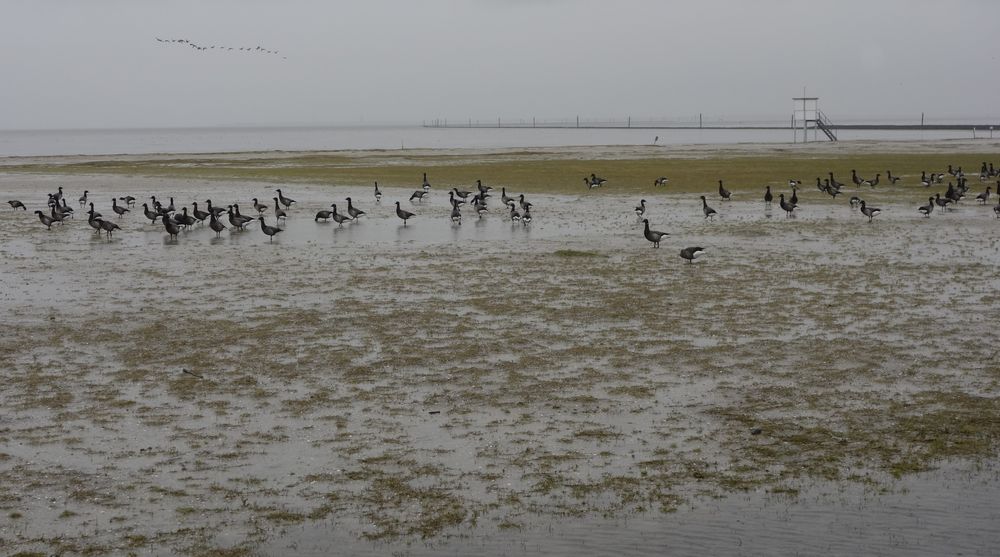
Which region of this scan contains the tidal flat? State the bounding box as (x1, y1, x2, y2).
(1, 142, 999, 555)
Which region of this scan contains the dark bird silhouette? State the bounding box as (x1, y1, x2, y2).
(679, 247, 706, 264)
(642, 219, 667, 248)
(976, 187, 991, 204)
(395, 201, 415, 225)
(79, 190, 89, 206)
(634, 199, 647, 218)
(275, 189, 296, 208)
(191, 202, 210, 223)
(410, 190, 428, 202)
(8, 200, 26, 210)
(252, 198, 268, 214)
(142, 203, 159, 223)
(258, 216, 282, 242)
(700, 196, 717, 220)
(209, 211, 227, 236)
(34, 210, 55, 229)
(272, 198, 287, 221)
(778, 193, 795, 217)
(374, 181, 382, 203)
(718, 180, 732, 201)
(887, 171, 901, 184)
(859, 200, 881, 223)
(654, 176, 669, 186)
(450, 204, 462, 225)
(422, 172, 431, 192)
(918, 196, 934, 217)
(315, 208, 333, 222)
(764, 186, 773, 206)
(163, 214, 181, 240)
(346, 197, 365, 220)
(112, 198, 129, 218)
(330, 204, 351, 227)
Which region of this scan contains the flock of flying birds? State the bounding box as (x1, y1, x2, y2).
(155, 37, 285, 58)
(6, 163, 1000, 264)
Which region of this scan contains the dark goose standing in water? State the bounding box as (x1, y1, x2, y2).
(395, 201, 415, 225)
(258, 216, 282, 242)
(700, 196, 717, 220)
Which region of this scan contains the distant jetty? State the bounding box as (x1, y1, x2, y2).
(423, 117, 999, 132)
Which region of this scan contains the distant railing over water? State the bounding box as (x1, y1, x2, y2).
(422, 116, 1000, 133)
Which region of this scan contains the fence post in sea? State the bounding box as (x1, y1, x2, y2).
(627, 116, 631, 128)
(533, 117, 535, 128)
(576, 116, 579, 128)
(699, 113, 703, 128)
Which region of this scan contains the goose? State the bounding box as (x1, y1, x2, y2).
(59, 199, 74, 218)
(233, 204, 254, 227)
(521, 206, 532, 225)
(191, 202, 210, 223)
(642, 219, 667, 247)
(314, 208, 334, 222)
(815, 177, 826, 192)
(374, 181, 382, 203)
(824, 185, 841, 199)
(35, 210, 55, 229)
(654, 176, 669, 186)
(141, 203, 159, 223)
(590, 173, 607, 187)
(252, 198, 268, 214)
(976, 187, 991, 204)
(849, 196, 862, 208)
(789, 179, 802, 190)
(920, 171, 932, 187)
(450, 204, 462, 225)
(258, 216, 282, 242)
(346, 197, 365, 220)
(918, 196, 934, 217)
(994, 198, 1000, 218)
(452, 187, 472, 200)
(78, 190, 89, 206)
(209, 212, 227, 236)
(700, 195, 717, 220)
(87, 212, 103, 232)
(476, 179, 492, 195)
(859, 200, 881, 223)
(112, 198, 129, 218)
(275, 189, 296, 208)
(474, 200, 489, 218)
(330, 204, 351, 227)
(635, 199, 647, 218)
(789, 188, 798, 207)
(518, 194, 532, 212)
(395, 201, 415, 225)
(508, 202, 521, 223)
(50, 206, 65, 224)
(272, 198, 287, 221)
(887, 171, 901, 184)
(227, 206, 247, 230)
(934, 193, 953, 211)
(98, 218, 120, 239)
(410, 190, 428, 202)
(717, 180, 732, 201)
(47, 193, 58, 208)
(778, 193, 795, 217)
(501, 187, 515, 206)
(935, 172, 944, 183)
(422, 172, 431, 192)
(764, 186, 773, 206)
(449, 191, 465, 208)
(863, 173, 880, 188)
(174, 207, 197, 228)
(829, 172, 845, 190)
(679, 247, 706, 264)
(163, 214, 181, 240)
(584, 177, 601, 189)
(53, 186, 64, 201)
(205, 199, 226, 216)
(120, 195, 136, 207)
(851, 169, 863, 187)
(165, 197, 176, 213)
(8, 200, 26, 210)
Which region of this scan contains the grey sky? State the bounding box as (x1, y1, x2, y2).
(2, 0, 998, 129)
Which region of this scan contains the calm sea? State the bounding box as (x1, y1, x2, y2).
(0, 124, 992, 157)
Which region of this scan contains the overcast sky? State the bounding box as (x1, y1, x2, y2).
(2, 1, 998, 130)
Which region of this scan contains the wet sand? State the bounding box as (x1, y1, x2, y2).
(1, 154, 999, 555)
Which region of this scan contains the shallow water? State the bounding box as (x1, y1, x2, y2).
(0, 125, 988, 157)
(1, 172, 999, 555)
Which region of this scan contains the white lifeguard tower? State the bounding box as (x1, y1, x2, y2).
(792, 97, 837, 142)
